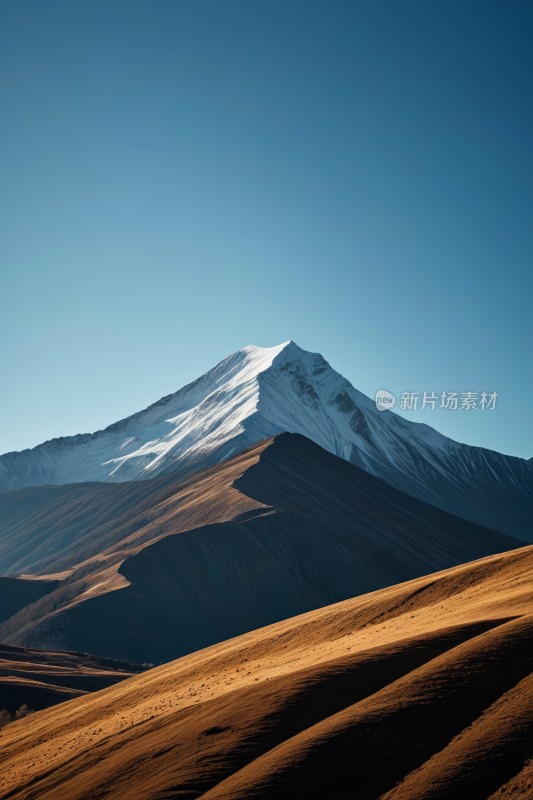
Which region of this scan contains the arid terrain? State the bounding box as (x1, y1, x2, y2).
(1, 543, 531, 799)
(0, 644, 140, 715)
(0, 434, 521, 662)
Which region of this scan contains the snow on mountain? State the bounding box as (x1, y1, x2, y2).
(1, 340, 532, 540)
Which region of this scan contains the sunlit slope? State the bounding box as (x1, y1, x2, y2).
(1, 544, 531, 800)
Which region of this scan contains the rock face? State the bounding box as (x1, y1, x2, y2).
(1, 340, 531, 540)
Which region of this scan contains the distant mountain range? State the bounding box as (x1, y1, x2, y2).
(0, 643, 140, 715)
(1, 341, 531, 540)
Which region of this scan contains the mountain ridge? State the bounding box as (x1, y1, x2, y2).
(0, 434, 521, 663)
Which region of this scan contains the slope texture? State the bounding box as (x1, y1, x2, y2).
(0, 545, 531, 799)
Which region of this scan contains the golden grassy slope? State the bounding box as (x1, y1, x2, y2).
(0, 544, 531, 799)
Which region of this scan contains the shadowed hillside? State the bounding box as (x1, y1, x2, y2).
(0, 435, 521, 662)
(0, 643, 141, 715)
(0, 576, 59, 623)
(0, 544, 531, 799)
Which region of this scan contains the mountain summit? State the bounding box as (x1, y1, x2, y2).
(0, 341, 531, 539)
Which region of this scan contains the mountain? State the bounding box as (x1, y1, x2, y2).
(0, 644, 141, 716)
(1, 543, 531, 800)
(0, 434, 521, 663)
(0, 575, 60, 622)
(0, 341, 531, 540)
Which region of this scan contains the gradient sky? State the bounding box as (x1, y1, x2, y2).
(1, 0, 531, 458)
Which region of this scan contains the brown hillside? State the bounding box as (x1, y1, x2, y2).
(0, 544, 531, 799)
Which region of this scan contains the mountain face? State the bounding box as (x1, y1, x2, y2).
(0, 434, 520, 663)
(0, 341, 531, 540)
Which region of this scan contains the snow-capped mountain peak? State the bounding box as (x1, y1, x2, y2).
(0, 341, 531, 540)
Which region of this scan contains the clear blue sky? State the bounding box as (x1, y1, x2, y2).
(1, 0, 531, 458)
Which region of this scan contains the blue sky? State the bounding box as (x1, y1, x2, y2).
(1, 0, 531, 458)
